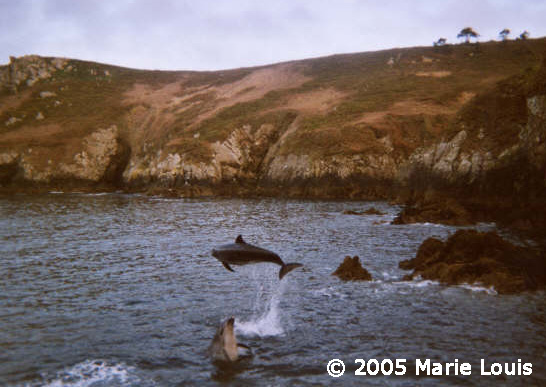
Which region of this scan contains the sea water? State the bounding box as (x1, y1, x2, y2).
(1, 193, 544, 386)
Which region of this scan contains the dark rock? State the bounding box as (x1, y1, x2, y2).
(343, 207, 385, 216)
(0, 156, 20, 185)
(399, 229, 546, 294)
(343, 210, 361, 215)
(332, 256, 372, 281)
(101, 138, 131, 187)
(392, 197, 473, 225)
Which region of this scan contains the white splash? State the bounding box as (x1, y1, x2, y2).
(400, 278, 497, 295)
(235, 270, 289, 337)
(399, 278, 441, 288)
(43, 359, 138, 387)
(381, 271, 398, 280)
(79, 192, 110, 196)
(458, 283, 498, 295)
(311, 286, 347, 299)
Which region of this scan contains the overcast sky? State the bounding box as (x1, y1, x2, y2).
(1, 0, 545, 71)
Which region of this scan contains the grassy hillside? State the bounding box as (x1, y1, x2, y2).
(1, 38, 545, 185)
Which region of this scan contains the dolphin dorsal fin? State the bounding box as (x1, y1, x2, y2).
(235, 235, 245, 244)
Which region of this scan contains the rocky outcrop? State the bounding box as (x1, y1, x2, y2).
(521, 95, 546, 170)
(58, 126, 129, 183)
(0, 125, 129, 186)
(123, 122, 280, 187)
(399, 230, 546, 293)
(267, 152, 397, 182)
(123, 150, 217, 186)
(332, 256, 372, 281)
(401, 79, 546, 197)
(0, 152, 19, 183)
(392, 67, 546, 232)
(392, 196, 473, 225)
(212, 123, 280, 179)
(1, 55, 68, 92)
(400, 128, 498, 187)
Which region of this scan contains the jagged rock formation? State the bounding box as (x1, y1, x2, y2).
(399, 230, 546, 294)
(332, 256, 373, 281)
(123, 122, 281, 186)
(401, 96, 546, 189)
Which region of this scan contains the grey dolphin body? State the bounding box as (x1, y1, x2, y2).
(211, 235, 303, 279)
(209, 317, 250, 363)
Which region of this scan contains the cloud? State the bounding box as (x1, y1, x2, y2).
(1, 0, 545, 70)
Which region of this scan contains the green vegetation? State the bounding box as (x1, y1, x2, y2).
(0, 58, 182, 142)
(1, 37, 545, 166)
(450, 58, 545, 154)
(272, 39, 544, 159)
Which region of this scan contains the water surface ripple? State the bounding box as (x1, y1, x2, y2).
(1, 194, 544, 386)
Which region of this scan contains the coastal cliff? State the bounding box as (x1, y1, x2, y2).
(1, 40, 545, 217)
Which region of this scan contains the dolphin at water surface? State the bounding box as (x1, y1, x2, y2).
(209, 317, 251, 363)
(211, 235, 303, 279)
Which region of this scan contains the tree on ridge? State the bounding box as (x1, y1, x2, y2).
(499, 29, 510, 41)
(457, 27, 479, 43)
(518, 30, 530, 40)
(433, 38, 447, 46)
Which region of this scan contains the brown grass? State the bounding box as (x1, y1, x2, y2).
(1, 38, 545, 166)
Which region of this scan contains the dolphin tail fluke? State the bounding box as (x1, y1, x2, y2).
(279, 263, 303, 279)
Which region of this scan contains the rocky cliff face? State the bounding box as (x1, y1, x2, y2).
(1, 40, 545, 205)
(123, 122, 281, 186)
(0, 125, 129, 186)
(522, 95, 546, 170)
(400, 74, 546, 201)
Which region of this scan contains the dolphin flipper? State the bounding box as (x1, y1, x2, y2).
(279, 263, 303, 279)
(237, 343, 252, 358)
(222, 262, 235, 272)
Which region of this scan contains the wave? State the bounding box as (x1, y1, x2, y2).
(458, 283, 498, 295)
(399, 278, 497, 295)
(47, 191, 123, 196)
(402, 279, 441, 288)
(71, 192, 114, 196)
(390, 278, 498, 295)
(41, 359, 140, 387)
(311, 286, 347, 299)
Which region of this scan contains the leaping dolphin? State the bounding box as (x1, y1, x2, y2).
(211, 235, 303, 279)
